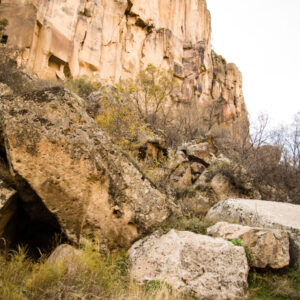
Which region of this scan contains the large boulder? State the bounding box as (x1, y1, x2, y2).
(0, 87, 175, 250)
(129, 230, 249, 300)
(207, 222, 290, 269)
(206, 199, 300, 270)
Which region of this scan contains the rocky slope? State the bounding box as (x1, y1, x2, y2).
(0, 0, 248, 134)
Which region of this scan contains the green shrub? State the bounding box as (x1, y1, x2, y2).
(151, 215, 212, 235)
(247, 268, 300, 299)
(64, 76, 100, 98)
(0, 18, 8, 33)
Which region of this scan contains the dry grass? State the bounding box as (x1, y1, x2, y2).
(247, 267, 300, 299)
(0, 244, 199, 300)
(0, 236, 300, 300)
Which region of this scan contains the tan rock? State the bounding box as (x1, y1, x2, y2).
(0, 83, 12, 97)
(129, 230, 249, 300)
(47, 244, 83, 274)
(185, 142, 214, 165)
(207, 222, 290, 269)
(206, 199, 300, 270)
(176, 167, 193, 188)
(190, 162, 205, 174)
(211, 173, 232, 201)
(0, 0, 249, 137)
(0, 87, 175, 250)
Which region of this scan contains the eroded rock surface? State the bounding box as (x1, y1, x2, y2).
(207, 222, 290, 269)
(206, 199, 300, 270)
(0, 86, 174, 250)
(129, 229, 249, 300)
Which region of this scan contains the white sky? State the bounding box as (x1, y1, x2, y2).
(206, 0, 300, 125)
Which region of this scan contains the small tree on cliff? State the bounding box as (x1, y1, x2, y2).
(123, 64, 177, 128)
(0, 18, 8, 33)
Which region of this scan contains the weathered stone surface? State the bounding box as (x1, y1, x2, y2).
(129, 230, 249, 300)
(207, 222, 290, 269)
(206, 199, 300, 270)
(185, 142, 214, 165)
(0, 0, 248, 136)
(210, 174, 232, 201)
(0, 87, 175, 250)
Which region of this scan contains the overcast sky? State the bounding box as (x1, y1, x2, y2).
(206, 0, 300, 126)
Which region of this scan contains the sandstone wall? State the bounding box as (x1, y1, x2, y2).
(0, 0, 248, 132)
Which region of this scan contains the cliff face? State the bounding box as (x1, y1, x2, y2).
(0, 0, 248, 132)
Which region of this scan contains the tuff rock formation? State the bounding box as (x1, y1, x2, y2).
(0, 86, 175, 250)
(207, 222, 290, 269)
(0, 0, 248, 134)
(129, 229, 249, 300)
(206, 199, 300, 270)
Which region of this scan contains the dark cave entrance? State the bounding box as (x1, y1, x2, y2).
(0, 149, 67, 259)
(1, 35, 8, 44)
(2, 196, 67, 259)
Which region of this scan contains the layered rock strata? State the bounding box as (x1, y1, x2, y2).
(0, 0, 248, 133)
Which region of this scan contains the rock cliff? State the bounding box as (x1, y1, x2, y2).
(0, 0, 248, 133)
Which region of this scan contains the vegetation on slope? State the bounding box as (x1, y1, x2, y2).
(0, 242, 299, 300)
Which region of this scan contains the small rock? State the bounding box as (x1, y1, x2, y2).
(190, 162, 205, 174)
(0, 83, 12, 97)
(186, 142, 213, 164)
(129, 230, 249, 300)
(47, 244, 83, 273)
(211, 173, 232, 201)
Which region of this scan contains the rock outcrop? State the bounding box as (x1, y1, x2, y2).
(0, 86, 175, 250)
(207, 222, 290, 269)
(206, 199, 300, 270)
(129, 229, 249, 300)
(0, 0, 248, 134)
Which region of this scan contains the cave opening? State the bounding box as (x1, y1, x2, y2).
(1, 35, 8, 44)
(0, 144, 67, 259)
(1, 194, 67, 259)
(48, 54, 71, 79)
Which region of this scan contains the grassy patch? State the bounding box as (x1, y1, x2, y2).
(247, 267, 300, 299)
(151, 215, 213, 235)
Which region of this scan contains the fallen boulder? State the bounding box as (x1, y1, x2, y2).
(207, 221, 290, 269)
(206, 199, 300, 270)
(0, 87, 175, 250)
(129, 230, 249, 300)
